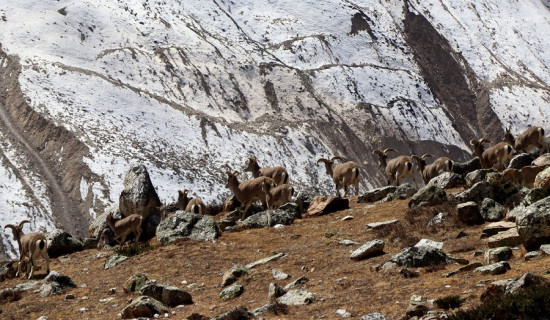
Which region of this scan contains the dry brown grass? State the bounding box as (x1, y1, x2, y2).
(0, 191, 549, 319)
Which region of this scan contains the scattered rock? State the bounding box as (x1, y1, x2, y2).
(156, 211, 220, 244)
(46, 229, 84, 258)
(391, 246, 450, 267)
(272, 269, 290, 280)
(360, 313, 387, 320)
(350, 240, 385, 261)
(481, 221, 516, 238)
(516, 196, 550, 250)
(381, 183, 417, 202)
(40, 271, 76, 297)
(524, 251, 540, 261)
(339, 239, 360, 246)
(507, 188, 550, 221)
(481, 273, 537, 300)
(508, 153, 537, 169)
(211, 307, 252, 320)
(118, 162, 162, 219)
(278, 288, 315, 305)
(408, 185, 447, 209)
(245, 252, 286, 269)
(341, 215, 354, 221)
(456, 231, 468, 238)
(104, 253, 129, 269)
(65, 294, 76, 299)
(284, 276, 309, 290)
(336, 308, 352, 318)
(306, 196, 349, 217)
(427, 212, 447, 227)
(456, 201, 483, 225)
(124, 273, 149, 293)
(484, 247, 513, 264)
(219, 284, 243, 301)
(358, 186, 397, 203)
(428, 172, 465, 189)
(534, 167, 550, 188)
(121, 295, 169, 319)
(473, 261, 511, 275)
(268, 282, 286, 299)
(540, 244, 550, 255)
(365, 219, 399, 230)
(465, 169, 497, 187)
(414, 239, 443, 250)
(480, 198, 505, 222)
(487, 228, 521, 248)
(444, 262, 483, 277)
(456, 181, 494, 204)
(140, 283, 193, 307)
(222, 265, 250, 286)
(242, 206, 299, 228)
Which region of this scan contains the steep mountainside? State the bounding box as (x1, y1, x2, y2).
(0, 0, 549, 259)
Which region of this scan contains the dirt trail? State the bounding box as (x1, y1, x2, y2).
(0, 100, 82, 236)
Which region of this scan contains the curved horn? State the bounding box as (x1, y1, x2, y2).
(480, 138, 491, 144)
(232, 170, 239, 176)
(421, 154, 433, 160)
(4, 224, 16, 230)
(470, 139, 478, 146)
(372, 150, 384, 156)
(383, 148, 397, 155)
(330, 156, 344, 162)
(411, 155, 421, 162)
(316, 158, 328, 164)
(18, 220, 30, 229)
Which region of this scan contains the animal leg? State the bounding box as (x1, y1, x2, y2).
(343, 185, 349, 197)
(355, 182, 359, 196)
(28, 258, 35, 279)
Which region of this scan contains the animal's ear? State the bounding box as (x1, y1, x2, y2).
(233, 170, 239, 176)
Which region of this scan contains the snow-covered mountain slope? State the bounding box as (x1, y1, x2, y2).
(0, 0, 549, 259)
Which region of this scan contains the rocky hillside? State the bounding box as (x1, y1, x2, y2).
(1, 0, 550, 259)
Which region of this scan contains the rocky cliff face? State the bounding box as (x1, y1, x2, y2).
(0, 0, 549, 259)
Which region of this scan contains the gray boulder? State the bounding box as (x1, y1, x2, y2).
(222, 265, 250, 286)
(488, 229, 521, 248)
(219, 284, 243, 301)
(121, 296, 169, 319)
(358, 186, 397, 203)
(508, 153, 537, 169)
(408, 185, 447, 209)
(382, 183, 418, 202)
(482, 221, 516, 238)
(480, 198, 505, 222)
(534, 166, 550, 188)
(40, 271, 76, 297)
(391, 246, 449, 267)
(484, 247, 513, 264)
(456, 201, 483, 225)
(284, 276, 309, 290)
(456, 181, 494, 204)
(104, 253, 129, 269)
(46, 229, 84, 258)
(278, 288, 315, 305)
(242, 206, 300, 229)
(268, 282, 286, 299)
(473, 261, 510, 275)
(350, 240, 385, 261)
(428, 172, 465, 189)
(465, 169, 497, 187)
(119, 162, 161, 218)
(140, 283, 192, 307)
(156, 211, 220, 244)
(123, 273, 149, 293)
(306, 196, 349, 217)
(507, 188, 550, 221)
(360, 313, 387, 320)
(482, 273, 537, 300)
(427, 212, 447, 227)
(88, 205, 120, 238)
(516, 196, 550, 250)
(451, 157, 482, 175)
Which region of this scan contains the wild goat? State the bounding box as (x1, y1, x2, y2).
(471, 138, 514, 170)
(504, 126, 548, 155)
(105, 213, 144, 245)
(412, 154, 454, 184)
(317, 156, 360, 197)
(244, 156, 289, 185)
(225, 170, 274, 220)
(186, 197, 206, 215)
(4, 220, 49, 279)
(502, 165, 546, 188)
(373, 149, 418, 188)
(265, 182, 295, 209)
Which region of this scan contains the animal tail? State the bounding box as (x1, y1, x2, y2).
(39, 239, 46, 251)
(192, 204, 201, 215)
(447, 160, 454, 172)
(282, 172, 289, 184)
(353, 168, 359, 180)
(290, 186, 295, 197)
(407, 162, 413, 172)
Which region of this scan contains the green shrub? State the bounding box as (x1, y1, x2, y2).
(115, 242, 156, 257)
(435, 295, 466, 310)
